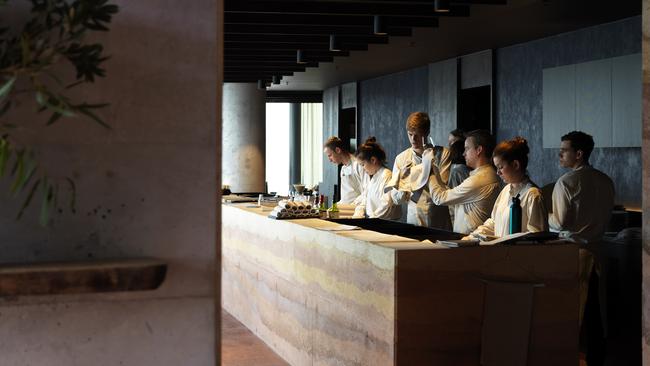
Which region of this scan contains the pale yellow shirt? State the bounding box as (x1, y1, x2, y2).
(548, 165, 614, 243)
(471, 180, 548, 238)
(428, 164, 501, 234)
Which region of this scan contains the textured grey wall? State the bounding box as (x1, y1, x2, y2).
(0, 1, 219, 364)
(322, 86, 339, 204)
(358, 66, 429, 166)
(428, 58, 458, 146)
(496, 16, 642, 207)
(461, 50, 492, 90)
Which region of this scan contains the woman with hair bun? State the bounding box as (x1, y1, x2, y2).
(353, 137, 401, 219)
(468, 136, 548, 239)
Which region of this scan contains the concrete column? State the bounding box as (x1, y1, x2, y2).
(289, 103, 301, 186)
(222, 83, 266, 193)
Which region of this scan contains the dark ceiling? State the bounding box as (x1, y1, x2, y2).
(224, 0, 641, 91)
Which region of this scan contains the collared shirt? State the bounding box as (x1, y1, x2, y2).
(548, 165, 615, 243)
(339, 153, 365, 204)
(471, 180, 548, 238)
(353, 166, 401, 219)
(390, 146, 452, 228)
(428, 164, 501, 234)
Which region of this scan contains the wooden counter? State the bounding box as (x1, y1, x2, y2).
(222, 203, 579, 366)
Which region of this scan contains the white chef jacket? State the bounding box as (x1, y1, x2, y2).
(447, 163, 471, 225)
(390, 146, 452, 229)
(470, 180, 548, 239)
(353, 166, 401, 219)
(548, 164, 615, 243)
(428, 164, 501, 234)
(339, 153, 366, 205)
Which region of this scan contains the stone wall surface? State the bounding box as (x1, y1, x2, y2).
(0, 1, 220, 364)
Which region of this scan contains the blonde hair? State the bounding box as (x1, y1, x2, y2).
(405, 112, 430, 134)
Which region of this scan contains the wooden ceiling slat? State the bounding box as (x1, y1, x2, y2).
(225, 1, 470, 17)
(224, 13, 439, 28)
(225, 34, 389, 44)
(225, 42, 370, 51)
(225, 24, 412, 36)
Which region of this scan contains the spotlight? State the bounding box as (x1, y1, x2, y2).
(329, 35, 341, 52)
(434, 0, 450, 12)
(373, 15, 387, 35)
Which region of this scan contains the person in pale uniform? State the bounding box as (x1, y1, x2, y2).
(448, 128, 465, 148)
(323, 136, 365, 204)
(548, 131, 615, 326)
(352, 137, 400, 220)
(389, 112, 452, 229)
(428, 129, 501, 234)
(447, 138, 471, 227)
(467, 137, 548, 239)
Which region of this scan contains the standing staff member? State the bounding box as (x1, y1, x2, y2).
(468, 137, 548, 239)
(352, 137, 400, 220)
(390, 112, 452, 229)
(323, 136, 366, 204)
(549, 131, 614, 327)
(428, 129, 501, 234)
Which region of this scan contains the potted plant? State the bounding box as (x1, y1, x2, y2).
(0, 0, 118, 225)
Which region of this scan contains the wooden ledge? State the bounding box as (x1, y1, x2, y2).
(0, 258, 167, 297)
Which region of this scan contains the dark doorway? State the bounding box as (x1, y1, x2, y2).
(339, 107, 357, 153)
(458, 85, 492, 133)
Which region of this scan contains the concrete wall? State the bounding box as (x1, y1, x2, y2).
(358, 66, 429, 166)
(496, 16, 642, 207)
(0, 1, 220, 365)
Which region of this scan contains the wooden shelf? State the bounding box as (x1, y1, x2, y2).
(0, 258, 167, 296)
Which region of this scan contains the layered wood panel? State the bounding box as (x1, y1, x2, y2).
(222, 203, 579, 366)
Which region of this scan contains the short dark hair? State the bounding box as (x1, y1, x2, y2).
(356, 136, 387, 164)
(324, 136, 346, 151)
(450, 128, 465, 139)
(465, 129, 495, 158)
(449, 139, 466, 165)
(493, 136, 530, 171)
(561, 131, 594, 162)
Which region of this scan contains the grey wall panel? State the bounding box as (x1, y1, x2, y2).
(461, 50, 492, 89)
(497, 16, 641, 207)
(576, 58, 613, 147)
(428, 58, 458, 146)
(341, 82, 357, 109)
(358, 66, 429, 168)
(542, 64, 576, 148)
(322, 86, 339, 203)
(612, 53, 642, 147)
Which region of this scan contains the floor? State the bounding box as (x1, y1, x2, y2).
(221, 310, 289, 366)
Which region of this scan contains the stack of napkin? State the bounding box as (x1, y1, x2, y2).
(269, 200, 319, 219)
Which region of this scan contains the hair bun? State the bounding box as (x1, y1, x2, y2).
(364, 136, 377, 144)
(513, 136, 529, 153)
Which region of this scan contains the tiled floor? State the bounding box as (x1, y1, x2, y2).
(221, 310, 289, 366)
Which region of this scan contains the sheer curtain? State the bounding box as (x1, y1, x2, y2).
(266, 103, 290, 195)
(300, 103, 323, 189)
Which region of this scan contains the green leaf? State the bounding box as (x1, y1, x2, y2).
(76, 105, 111, 129)
(16, 178, 41, 220)
(0, 76, 16, 99)
(10, 150, 25, 194)
(39, 178, 55, 227)
(46, 112, 63, 126)
(65, 177, 76, 212)
(0, 100, 13, 117)
(0, 138, 9, 177)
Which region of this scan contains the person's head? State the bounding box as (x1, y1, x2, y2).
(405, 112, 431, 151)
(463, 129, 495, 169)
(355, 136, 387, 176)
(559, 131, 594, 169)
(448, 128, 465, 147)
(323, 136, 349, 165)
(492, 136, 529, 184)
(449, 139, 466, 165)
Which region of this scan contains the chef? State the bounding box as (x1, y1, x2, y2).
(323, 136, 366, 204)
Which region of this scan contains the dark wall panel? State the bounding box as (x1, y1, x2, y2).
(496, 16, 641, 207)
(358, 66, 429, 167)
(322, 86, 339, 203)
